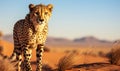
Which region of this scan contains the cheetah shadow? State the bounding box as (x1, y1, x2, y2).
(73, 62, 110, 70)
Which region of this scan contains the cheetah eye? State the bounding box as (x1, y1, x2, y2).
(45, 12, 48, 15)
(36, 12, 39, 15)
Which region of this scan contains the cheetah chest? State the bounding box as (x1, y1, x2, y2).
(29, 33, 46, 44)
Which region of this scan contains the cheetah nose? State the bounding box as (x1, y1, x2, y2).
(40, 19, 44, 22)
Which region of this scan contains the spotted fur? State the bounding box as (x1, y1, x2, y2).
(10, 4, 53, 71)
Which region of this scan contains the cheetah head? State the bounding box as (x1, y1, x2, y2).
(29, 4, 53, 31)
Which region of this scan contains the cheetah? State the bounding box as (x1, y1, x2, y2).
(10, 4, 53, 71)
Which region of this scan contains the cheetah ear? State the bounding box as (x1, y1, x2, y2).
(47, 4, 53, 12)
(29, 4, 35, 12)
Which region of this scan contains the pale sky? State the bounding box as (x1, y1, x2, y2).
(0, 0, 120, 41)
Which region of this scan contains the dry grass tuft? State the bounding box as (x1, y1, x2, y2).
(56, 52, 77, 71)
(0, 56, 16, 71)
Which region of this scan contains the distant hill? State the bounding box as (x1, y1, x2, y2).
(74, 36, 112, 44)
(2, 34, 114, 48)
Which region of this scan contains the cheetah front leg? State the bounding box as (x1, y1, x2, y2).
(23, 47, 32, 71)
(36, 44, 44, 71)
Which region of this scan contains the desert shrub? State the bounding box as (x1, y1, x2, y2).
(64, 50, 70, 53)
(44, 46, 50, 52)
(0, 56, 16, 71)
(43, 64, 53, 71)
(0, 46, 3, 53)
(82, 51, 96, 57)
(107, 40, 120, 65)
(56, 52, 77, 71)
(108, 48, 120, 65)
(106, 51, 112, 61)
(0, 46, 4, 57)
(0, 31, 3, 37)
(65, 50, 78, 54)
(72, 50, 78, 53)
(98, 51, 106, 57)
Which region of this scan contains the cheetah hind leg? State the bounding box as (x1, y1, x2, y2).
(16, 53, 22, 71)
(36, 44, 44, 71)
(9, 48, 22, 71)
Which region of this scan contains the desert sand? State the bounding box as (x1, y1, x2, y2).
(0, 40, 120, 71)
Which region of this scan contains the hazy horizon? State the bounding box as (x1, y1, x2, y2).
(0, 0, 120, 41)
